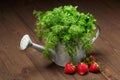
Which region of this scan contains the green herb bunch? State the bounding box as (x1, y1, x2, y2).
(33, 5, 97, 59)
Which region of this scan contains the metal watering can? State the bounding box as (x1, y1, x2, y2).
(20, 27, 100, 67)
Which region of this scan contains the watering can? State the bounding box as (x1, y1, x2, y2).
(20, 27, 100, 67)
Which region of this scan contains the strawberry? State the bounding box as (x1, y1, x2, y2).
(64, 62, 76, 74)
(77, 63, 89, 75)
(89, 62, 100, 73)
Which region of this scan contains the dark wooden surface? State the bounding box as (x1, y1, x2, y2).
(0, 0, 120, 80)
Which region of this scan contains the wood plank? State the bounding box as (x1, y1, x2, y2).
(93, 37, 120, 80)
(0, 6, 45, 80)
(0, 0, 120, 80)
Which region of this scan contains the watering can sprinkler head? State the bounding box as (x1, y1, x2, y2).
(20, 34, 32, 50)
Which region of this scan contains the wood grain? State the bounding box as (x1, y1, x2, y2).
(0, 0, 119, 80)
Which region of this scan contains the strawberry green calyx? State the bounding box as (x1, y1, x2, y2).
(83, 55, 96, 65)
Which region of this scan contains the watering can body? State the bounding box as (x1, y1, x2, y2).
(20, 27, 100, 67)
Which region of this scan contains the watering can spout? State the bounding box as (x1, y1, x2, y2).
(20, 34, 56, 58)
(20, 34, 44, 52)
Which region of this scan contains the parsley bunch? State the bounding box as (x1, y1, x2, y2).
(33, 5, 97, 59)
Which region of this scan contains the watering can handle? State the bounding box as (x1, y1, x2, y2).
(92, 25, 100, 43)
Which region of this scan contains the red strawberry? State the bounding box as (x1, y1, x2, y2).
(77, 63, 89, 75)
(64, 62, 76, 74)
(89, 62, 100, 73)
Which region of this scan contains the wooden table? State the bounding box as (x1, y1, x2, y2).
(0, 0, 120, 80)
